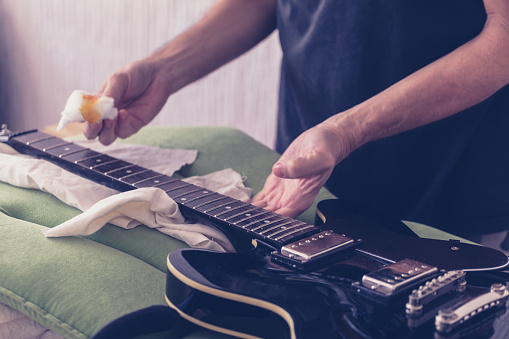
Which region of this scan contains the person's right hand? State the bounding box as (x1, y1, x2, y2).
(83, 60, 172, 145)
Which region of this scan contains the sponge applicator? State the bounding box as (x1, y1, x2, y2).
(57, 90, 118, 131)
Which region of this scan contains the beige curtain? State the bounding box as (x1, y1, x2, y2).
(0, 0, 281, 147)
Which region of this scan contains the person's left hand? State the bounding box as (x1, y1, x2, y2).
(251, 121, 352, 218)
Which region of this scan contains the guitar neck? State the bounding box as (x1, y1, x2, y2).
(7, 130, 319, 249)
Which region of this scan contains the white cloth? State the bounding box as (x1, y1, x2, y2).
(0, 140, 252, 252)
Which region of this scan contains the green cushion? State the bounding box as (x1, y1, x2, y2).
(0, 126, 467, 338)
(0, 126, 335, 338)
(0, 213, 169, 339)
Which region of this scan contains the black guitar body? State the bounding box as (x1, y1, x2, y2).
(313, 199, 507, 272)
(3, 128, 509, 339)
(167, 199, 509, 339)
(167, 246, 365, 339)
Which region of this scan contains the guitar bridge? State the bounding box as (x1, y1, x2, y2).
(271, 230, 362, 270)
(435, 283, 509, 334)
(406, 270, 466, 318)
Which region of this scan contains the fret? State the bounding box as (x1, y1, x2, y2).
(47, 143, 86, 158)
(265, 222, 303, 238)
(178, 190, 215, 205)
(264, 220, 303, 239)
(154, 179, 179, 188)
(42, 141, 73, 152)
(58, 148, 88, 158)
(135, 175, 177, 188)
(25, 135, 55, 145)
(165, 185, 195, 199)
(262, 220, 302, 236)
(237, 213, 284, 228)
(250, 215, 288, 231)
(184, 194, 227, 209)
(259, 223, 291, 236)
(258, 219, 300, 235)
(154, 180, 187, 192)
(11, 131, 53, 146)
(249, 218, 290, 234)
(274, 225, 316, 242)
(90, 159, 119, 169)
(61, 149, 101, 163)
(10, 133, 36, 144)
(92, 160, 132, 174)
(76, 154, 117, 168)
(202, 200, 246, 215)
(74, 152, 108, 165)
(25, 138, 62, 151)
(163, 182, 191, 194)
(214, 203, 255, 218)
(197, 198, 240, 214)
(105, 165, 146, 180)
(172, 187, 206, 200)
(119, 168, 151, 181)
(131, 173, 168, 186)
(219, 205, 261, 221)
(229, 211, 274, 226)
(105, 164, 135, 175)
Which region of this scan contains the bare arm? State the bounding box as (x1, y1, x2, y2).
(254, 0, 509, 217)
(327, 0, 509, 164)
(84, 0, 277, 144)
(148, 0, 277, 94)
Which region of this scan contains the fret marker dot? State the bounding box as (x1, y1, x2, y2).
(64, 147, 70, 151)
(203, 191, 208, 194)
(181, 198, 187, 201)
(154, 180, 160, 183)
(126, 170, 132, 174)
(96, 159, 102, 163)
(264, 220, 270, 223)
(226, 206, 231, 209)
(245, 214, 251, 217)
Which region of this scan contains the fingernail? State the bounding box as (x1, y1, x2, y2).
(273, 162, 285, 177)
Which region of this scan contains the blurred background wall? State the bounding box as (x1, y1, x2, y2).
(0, 0, 281, 148)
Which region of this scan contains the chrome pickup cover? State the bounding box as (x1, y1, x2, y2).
(280, 230, 354, 262)
(361, 259, 438, 296)
(271, 230, 362, 270)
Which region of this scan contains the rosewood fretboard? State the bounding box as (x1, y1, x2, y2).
(8, 130, 319, 249)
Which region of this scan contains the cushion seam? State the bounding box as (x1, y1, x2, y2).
(0, 285, 88, 339)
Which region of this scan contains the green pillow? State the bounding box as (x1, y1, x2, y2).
(0, 126, 334, 338)
(0, 126, 468, 338)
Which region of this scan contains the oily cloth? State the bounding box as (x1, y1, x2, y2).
(0, 139, 252, 252)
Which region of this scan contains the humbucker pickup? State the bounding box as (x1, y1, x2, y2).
(271, 230, 362, 270)
(353, 259, 439, 300)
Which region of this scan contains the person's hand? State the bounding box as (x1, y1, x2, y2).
(251, 121, 353, 218)
(83, 60, 172, 145)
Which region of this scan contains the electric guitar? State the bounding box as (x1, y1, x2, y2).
(2, 126, 509, 339)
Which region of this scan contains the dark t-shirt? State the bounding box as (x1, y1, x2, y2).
(276, 0, 509, 235)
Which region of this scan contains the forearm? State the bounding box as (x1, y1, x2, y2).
(331, 13, 509, 154)
(145, 0, 277, 94)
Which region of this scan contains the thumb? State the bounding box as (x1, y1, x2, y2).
(99, 73, 128, 105)
(273, 151, 334, 179)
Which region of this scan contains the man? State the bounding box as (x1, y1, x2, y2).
(84, 0, 509, 241)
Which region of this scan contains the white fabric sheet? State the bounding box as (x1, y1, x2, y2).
(0, 139, 252, 251)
